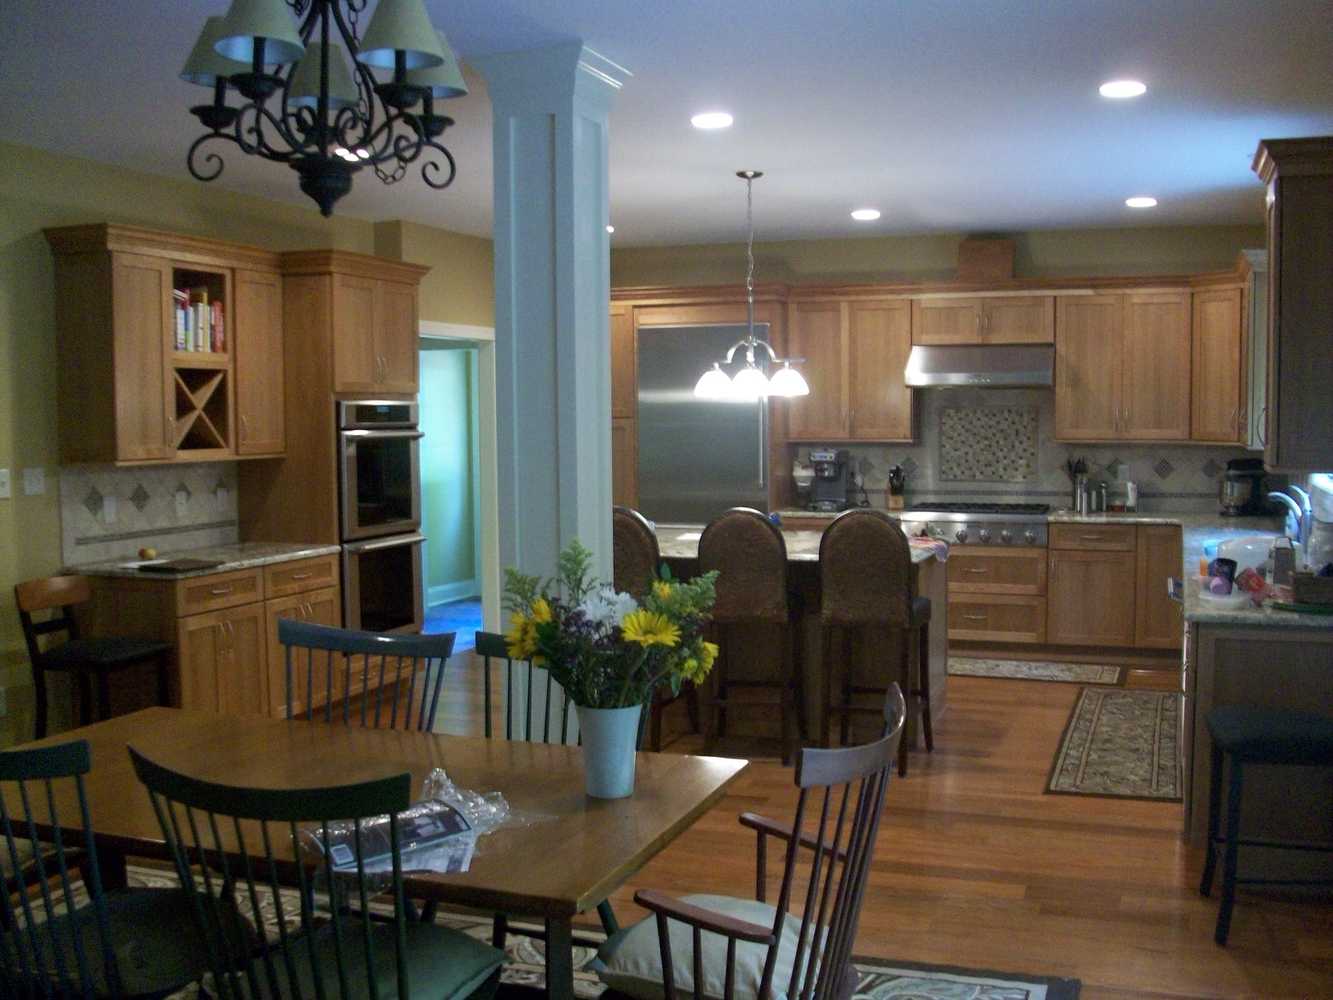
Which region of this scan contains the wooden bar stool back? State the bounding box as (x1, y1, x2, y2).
(614, 506, 700, 751)
(15, 575, 171, 740)
(698, 507, 804, 762)
(818, 508, 933, 776)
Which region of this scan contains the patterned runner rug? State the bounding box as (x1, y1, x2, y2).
(1047, 688, 1182, 800)
(950, 657, 1123, 685)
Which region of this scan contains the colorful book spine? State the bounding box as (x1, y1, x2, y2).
(211, 300, 224, 352)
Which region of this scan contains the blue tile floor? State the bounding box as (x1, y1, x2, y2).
(423, 597, 483, 652)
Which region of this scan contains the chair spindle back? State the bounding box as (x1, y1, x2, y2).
(474, 631, 574, 744)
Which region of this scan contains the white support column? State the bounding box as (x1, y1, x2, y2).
(475, 43, 628, 585)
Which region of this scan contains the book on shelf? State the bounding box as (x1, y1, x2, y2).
(172, 285, 224, 354)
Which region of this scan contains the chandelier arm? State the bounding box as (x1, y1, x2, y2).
(420, 141, 458, 190)
(186, 132, 234, 182)
(233, 103, 303, 162)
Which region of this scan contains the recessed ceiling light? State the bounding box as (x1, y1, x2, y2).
(850, 208, 881, 222)
(690, 111, 734, 130)
(1125, 196, 1158, 208)
(1100, 79, 1147, 99)
(606, 225, 615, 234)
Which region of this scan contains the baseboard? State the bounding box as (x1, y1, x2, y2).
(427, 580, 481, 607)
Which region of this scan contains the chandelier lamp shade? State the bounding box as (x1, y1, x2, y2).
(179, 0, 468, 216)
(693, 171, 810, 401)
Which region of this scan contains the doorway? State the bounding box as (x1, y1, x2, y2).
(419, 334, 484, 650)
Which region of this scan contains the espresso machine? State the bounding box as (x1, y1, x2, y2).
(807, 449, 854, 512)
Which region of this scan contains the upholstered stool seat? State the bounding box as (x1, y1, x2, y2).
(1199, 705, 1333, 945)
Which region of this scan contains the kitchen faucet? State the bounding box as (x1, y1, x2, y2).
(1268, 490, 1308, 561)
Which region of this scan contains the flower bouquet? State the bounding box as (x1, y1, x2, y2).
(504, 540, 718, 796)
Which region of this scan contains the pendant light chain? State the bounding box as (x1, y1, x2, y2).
(745, 172, 756, 345)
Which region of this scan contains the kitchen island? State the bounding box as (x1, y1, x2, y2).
(655, 524, 948, 749)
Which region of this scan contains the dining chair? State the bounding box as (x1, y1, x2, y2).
(127, 745, 507, 1000)
(0, 739, 214, 999)
(818, 508, 933, 777)
(15, 575, 172, 739)
(278, 619, 455, 732)
(596, 683, 907, 1000)
(613, 506, 701, 752)
(698, 507, 806, 763)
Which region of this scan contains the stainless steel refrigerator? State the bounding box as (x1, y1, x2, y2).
(636, 323, 769, 524)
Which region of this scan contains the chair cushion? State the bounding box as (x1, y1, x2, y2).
(596, 893, 825, 1000)
(1207, 706, 1333, 764)
(246, 918, 506, 999)
(38, 637, 172, 672)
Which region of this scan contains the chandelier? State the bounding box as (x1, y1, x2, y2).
(180, 0, 466, 216)
(693, 171, 810, 401)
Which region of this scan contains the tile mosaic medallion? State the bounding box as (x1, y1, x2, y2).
(939, 406, 1039, 482)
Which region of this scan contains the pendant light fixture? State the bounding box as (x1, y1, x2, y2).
(693, 171, 810, 401)
(179, 0, 467, 217)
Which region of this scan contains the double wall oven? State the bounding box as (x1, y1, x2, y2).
(338, 400, 424, 632)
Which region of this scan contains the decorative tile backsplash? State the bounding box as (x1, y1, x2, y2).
(939, 406, 1038, 481)
(59, 464, 239, 567)
(802, 387, 1257, 513)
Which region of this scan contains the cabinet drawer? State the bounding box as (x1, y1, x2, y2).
(948, 595, 1046, 644)
(175, 569, 263, 617)
(947, 546, 1047, 595)
(264, 555, 340, 599)
(1049, 524, 1137, 551)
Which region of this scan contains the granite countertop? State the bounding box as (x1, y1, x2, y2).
(655, 524, 937, 565)
(71, 542, 342, 580)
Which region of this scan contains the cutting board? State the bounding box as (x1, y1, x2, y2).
(138, 558, 227, 574)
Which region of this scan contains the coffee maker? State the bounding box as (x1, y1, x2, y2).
(808, 448, 853, 512)
(1219, 458, 1267, 516)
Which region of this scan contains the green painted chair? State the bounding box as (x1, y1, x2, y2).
(128, 745, 506, 999)
(0, 740, 214, 999)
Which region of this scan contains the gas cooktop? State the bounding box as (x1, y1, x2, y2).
(900, 501, 1051, 545)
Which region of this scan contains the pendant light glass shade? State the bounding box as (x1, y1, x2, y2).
(213, 0, 305, 64)
(181, 17, 249, 86)
(404, 31, 469, 98)
(357, 0, 446, 70)
(768, 362, 810, 397)
(693, 363, 732, 400)
(288, 42, 361, 109)
(731, 365, 770, 402)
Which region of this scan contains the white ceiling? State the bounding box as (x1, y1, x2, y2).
(2, 1, 1331, 246)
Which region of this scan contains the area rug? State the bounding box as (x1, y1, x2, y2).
(92, 865, 1081, 998)
(1047, 688, 1181, 801)
(950, 657, 1123, 686)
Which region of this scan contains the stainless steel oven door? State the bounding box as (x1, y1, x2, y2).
(342, 533, 425, 634)
(339, 429, 423, 540)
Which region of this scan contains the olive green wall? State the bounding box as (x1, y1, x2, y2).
(609, 224, 1267, 287)
(374, 220, 494, 328)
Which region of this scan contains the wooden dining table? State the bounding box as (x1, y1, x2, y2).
(8, 707, 749, 1000)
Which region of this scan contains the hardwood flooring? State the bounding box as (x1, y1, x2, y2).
(434, 653, 1333, 999)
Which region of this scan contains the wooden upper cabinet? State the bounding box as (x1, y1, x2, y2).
(111, 253, 174, 462)
(376, 280, 419, 393)
(1121, 291, 1191, 440)
(1191, 287, 1245, 443)
(1055, 295, 1122, 440)
(847, 300, 913, 440)
(332, 274, 380, 392)
(610, 305, 636, 418)
(982, 296, 1054, 343)
(785, 301, 849, 440)
(911, 297, 982, 344)
(234, 268, 285, 456)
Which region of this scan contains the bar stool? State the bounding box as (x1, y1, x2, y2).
(15, 575, 172, 739)
(818, 508, 933, 777)
(698, 507, 805, 762)
(613, 505, 699, 751)
(1199, 705, 1333, 945)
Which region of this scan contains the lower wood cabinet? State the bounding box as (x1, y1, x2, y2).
(947, 546, 1048, 644)
(264, 585, 341, 717)
(1135, 524, 1185, 649)
(1047, 549, 1137, 647)
(948, 594, 1047, 645)
(612, 417, 637, 507)
(177, 602, 268, 715)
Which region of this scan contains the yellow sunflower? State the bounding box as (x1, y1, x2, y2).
(620, 609, 680, 648)
(530, 597, 553, 624)
(504, 611, 535, 659)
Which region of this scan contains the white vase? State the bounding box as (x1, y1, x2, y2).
(577, 704, 642, 798)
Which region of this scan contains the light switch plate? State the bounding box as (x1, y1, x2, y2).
(0, 469, 9, 499)
(22, 467, 44, 496)
(102, 494, 117, 523)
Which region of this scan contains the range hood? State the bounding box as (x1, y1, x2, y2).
(904, 344, 1054, 388)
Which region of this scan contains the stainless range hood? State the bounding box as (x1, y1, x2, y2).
(904, 343, 1054, 388)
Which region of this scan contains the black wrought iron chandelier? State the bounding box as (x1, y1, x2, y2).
(180, 0, 466, 216)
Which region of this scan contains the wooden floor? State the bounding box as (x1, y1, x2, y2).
(435, 654, 1333, 999)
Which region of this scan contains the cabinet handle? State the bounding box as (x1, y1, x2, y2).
(963, 567, 989, 574)
(1079, 534, 1105, 541)
(290, 571, 312, 581)
(240, 414, 249, 440)
(209, 585, 234, 596)
(962, 613, 988, 621)
(1258, 405, 1268, 447)
(304, 602, 314, 619)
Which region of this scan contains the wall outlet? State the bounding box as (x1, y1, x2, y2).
(0, 468, 9, 499)
(103, 494, 117, 524)
(22, 467, 45, 496)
